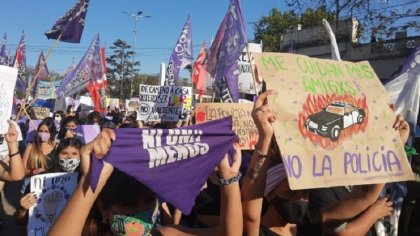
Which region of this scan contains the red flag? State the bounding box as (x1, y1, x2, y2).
(193, 41, 208, 97)
(87, 47, 107, 114)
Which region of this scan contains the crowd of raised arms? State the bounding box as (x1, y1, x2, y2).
(0, 90, 418, 236)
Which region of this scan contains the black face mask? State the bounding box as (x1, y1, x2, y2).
(271, 197, 308, 224)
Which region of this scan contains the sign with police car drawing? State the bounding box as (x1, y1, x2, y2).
(254, 52, 414, 190)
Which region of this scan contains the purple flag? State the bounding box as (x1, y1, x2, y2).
(13, 32, 27, 94)
(212, 0, 248, 102)
(56, 34, 102, 97)
(90, 117, 236, 214)
(206, 15, 227, 77)
(165, 15, 193, 86)
(0, 33, 7, 66)
(45, 0, 90, 43)
(32, 51, 50, 97)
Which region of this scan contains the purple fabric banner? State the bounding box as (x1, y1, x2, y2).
(0, 33, 7, 66)
(56, 34, 102, 97)
(165, 15, 193, 86)
(90, 117, 236, 214)
(212, 0, 248, 103)
(32, 51, 50, 97)
(45, 0, 90, 43)
(13, 32, 27, 94)
(206, 15, 227, 77)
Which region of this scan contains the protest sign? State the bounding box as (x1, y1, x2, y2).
(125, 98, 140, 116)
(33, 107, 51, 119)
(0, 65, 18, 134)
(138, 84, 192, 121)
(36, 80, 61, 100)
(28, 172, 78, 236)
(106, 98, 119, 111)
(90, 117, 236, 214)
(238, 43, 263, 94)
(254, 52, 414, 189)
(195, 103, 258, 150)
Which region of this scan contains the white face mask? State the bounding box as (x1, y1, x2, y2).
(59, 158, 80, 172)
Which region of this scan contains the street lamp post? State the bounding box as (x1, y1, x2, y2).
(122, 11, 151, 98)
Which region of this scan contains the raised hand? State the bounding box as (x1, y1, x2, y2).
(218, 142, 242, 180)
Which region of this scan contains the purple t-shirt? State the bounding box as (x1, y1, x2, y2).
(90, 117, 236, 214)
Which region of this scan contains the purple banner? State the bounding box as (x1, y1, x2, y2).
(90, 117, 236, 214)
(56, 34, 102, 97)
(32, 51, 50, 97)
(0, 33, 7, 66)
(13, 32, 27, 94)
(45, 0, 90, 43)
(165, 15, 193, 86)
(213, 0, 248, 102)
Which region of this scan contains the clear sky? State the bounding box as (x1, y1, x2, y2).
(0, 0, 286, 76)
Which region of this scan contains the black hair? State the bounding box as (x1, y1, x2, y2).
(51, 137, 82, 172)
(57, 116, 79, 140)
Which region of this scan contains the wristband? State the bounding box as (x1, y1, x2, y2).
(9, 151, 20, 158)
(218, 172, 242, 185)
(254, 148, 268, 159)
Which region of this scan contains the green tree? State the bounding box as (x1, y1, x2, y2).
(286, 0, 420, 40)
(253, 7, 335, 52)
(106, 39, 139, 99)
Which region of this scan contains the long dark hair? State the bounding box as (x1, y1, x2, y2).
(27, 117, 57, 169)
(51, 138, 82, 172)
(57, 116, 79, 140)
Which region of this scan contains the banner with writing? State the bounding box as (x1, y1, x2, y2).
(28, 172, 78, 236)
(90, 117, 236, 214)
(0, 65, 18, 134)
(254, 52, 414, 190)
(32, 107, 51, 120)
(238, 43, 263, 95)
(138, 84, 192, 121)
(36, 80, 61, 100)
(195, 103, 258, 150)
(125, 98, 140, 116)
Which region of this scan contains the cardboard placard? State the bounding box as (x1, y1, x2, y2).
(195, 103, 258, 150)
(254, 52, 414, 189)
(0, 66, 18, 133)
(138, 85, 192, 121)
(28, 172, 78, 236)
(32, 107, 51, 120)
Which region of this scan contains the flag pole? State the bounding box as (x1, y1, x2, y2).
(17, 34, 63, 119)
(245, 44, 259, 96)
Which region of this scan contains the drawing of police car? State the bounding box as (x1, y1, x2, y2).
(304, 102, 366, 141)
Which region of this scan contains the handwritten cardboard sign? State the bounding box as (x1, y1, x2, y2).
(254, 52, 414, 189)
(138, 84, 192, 121)
(28, 172, 78, 236)
(36, 80, 61, 100)
(0, 66, 18, 134)
(195, 103, 258, 150)
(32, 107, 51, 120)
(238, 43, 263, 95)
(125, 98, 140, 116)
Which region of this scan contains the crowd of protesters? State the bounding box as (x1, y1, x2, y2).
(0, 90, 419, 236)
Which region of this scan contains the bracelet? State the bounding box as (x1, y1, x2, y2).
(218, 172, 242, 185)
(9, 151, 20, 158)
(254, 148, 268, 159)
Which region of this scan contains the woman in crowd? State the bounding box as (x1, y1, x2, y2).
(57, 116, 84, 145)
(15, 137, 83, 230)
(48, 129, 243, 236)
(22, 118, 57, 176)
